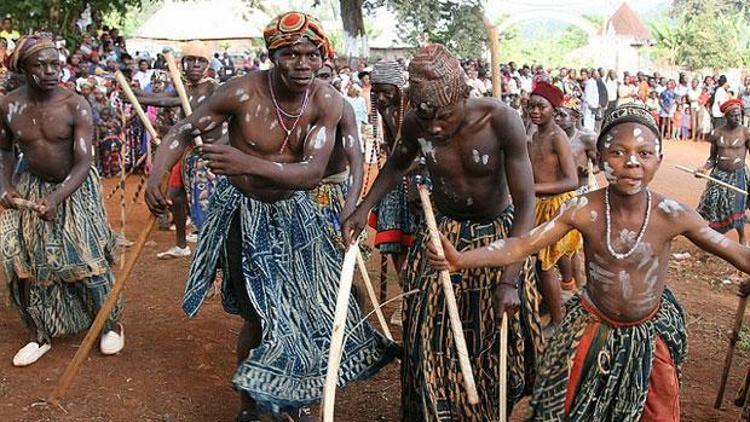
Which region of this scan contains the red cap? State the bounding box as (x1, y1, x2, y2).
(531, 81, 564, 108)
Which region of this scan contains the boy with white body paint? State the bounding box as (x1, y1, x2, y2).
(430, 103, 750, 421)
(0, 34, 124, 366)
(696, 98, 750, 245)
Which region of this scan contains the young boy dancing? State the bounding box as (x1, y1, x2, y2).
(429, 103, 750, 421)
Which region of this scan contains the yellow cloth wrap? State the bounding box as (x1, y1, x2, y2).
(534, 191, 583, 270)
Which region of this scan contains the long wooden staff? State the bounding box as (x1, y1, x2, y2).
(415, 178, 479, 404)
(499, 312, 508, 422)
(49, 74, 168, 404)
(165, 52, 204, 150)
(587, 160, 597, 190)
(356, 250, 393, 340)
(675, 165, 747, 195)
(6, 197, 42, 211)
(321, 242, 360, 422)
(715, 295, 749, 409)
(479, 13, 501, 99)
(114, 72, 160, 144)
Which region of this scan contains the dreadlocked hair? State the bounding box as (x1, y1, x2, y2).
(597, 103, 662, 154)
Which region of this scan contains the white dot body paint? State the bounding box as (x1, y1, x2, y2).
(78, 137, 86, 152)
(482, 154, 489, 165)
(466, 197, 474, 206)
(719, 156, 730, 160)
(244, 113, 251, 123)
(735, 158, 742, 164)
(255, 104, 261, 117)
(32, 118, 37, 126)
(658, 198, 683, 214)
(700, 227, 731, 247)
(197, 95, 206, 104)
(274, 162, 284, 170)
(633, 128, 642, 137)
(733, 138, 740, 146)
(590, 210, 598, 222)
(204, 121, 218, 131)
(636, 136, 644, 143)
(198, 116, 212, 125)
(619, 229, 637, 246)
(472, 149, 481, 163)
(346, 135, 355, 149)
(169, 140, 180, 150)
(417, 138, 437, 162)
(81, 109, 88, 117)
(32, 75, 40, 84)
(324, 93, 332, 99)
(487, 239, 506, 251)
(619, 270, 633, 300)
(269, 120, 278, 131)
(239, 94, 250, 102)
(312, 127, 327, 149)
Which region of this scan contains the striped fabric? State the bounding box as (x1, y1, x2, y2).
(530, 289, 686, 421)
(1, 167, 121, 343)
(182, 179, 398, 414)
(400, 207, 544, 421)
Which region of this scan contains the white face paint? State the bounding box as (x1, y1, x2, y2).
(658, 198, 683, 215)
(735, 158, 742, 164)
(417, 138, 437, 162)
(604, 133, 613, 149)
(255, 104, 262, 117)
(633, 128, 642, 137)
(636, 136, 644, 144)
(626, 154, 638, 166)
(603, 162, 617, 182)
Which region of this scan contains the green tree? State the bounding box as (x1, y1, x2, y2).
(0, 0, 143, 40)
(367, 0, 488, 58)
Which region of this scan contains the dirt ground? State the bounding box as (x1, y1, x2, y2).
(1, 139, 749, 421)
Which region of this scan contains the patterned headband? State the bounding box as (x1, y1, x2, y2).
(598, 103, 662, 152)
(371, 61, 405, 88)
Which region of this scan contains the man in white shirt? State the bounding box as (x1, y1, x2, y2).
(712, 75, 731, 129)
(582, 69, 599, 130)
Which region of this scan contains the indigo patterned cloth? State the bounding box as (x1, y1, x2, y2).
(697, 167, 749, 233)
(181, 146, 218, 231)
(1, 167, 121, 343)
(183, 179, 398, 414)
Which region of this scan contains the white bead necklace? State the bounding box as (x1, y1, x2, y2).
(605, 187, 652, 260)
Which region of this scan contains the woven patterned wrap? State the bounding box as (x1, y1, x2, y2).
(408, 44, 468, 111)
(9, 34, 57, 72)
(263, 11, 333, 60)
(371, 60, 405, 88)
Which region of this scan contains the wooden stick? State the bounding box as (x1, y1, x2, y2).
(416, 183, 480, 404)
(10, 197, 41, 211)
(164, 52, 204, 148)
(587, 160, 597, 190)
(356, 251, 393, 340)
(715, 295, 748, 409)
(321, 242, 359, 422)
(114, 72, 160, 143)
(49, 206, 160, 404)
(379, 253, 388, 303)
(675, 165, 748, 195)
(479, 13, 501, 98)
(499, 312, 508, 422)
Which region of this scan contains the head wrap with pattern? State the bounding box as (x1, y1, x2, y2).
(371, 60, 405, 88)
(263, 12, 333, 60)
(407, 44, 468, 111)
(8, 34, 57, 73)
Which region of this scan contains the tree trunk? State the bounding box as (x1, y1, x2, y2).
(340, 0, 368, 63)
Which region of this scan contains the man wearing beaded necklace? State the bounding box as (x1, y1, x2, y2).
(429, 102, 750, 421)
(343, 43, 541, 420)
(144, 12, 396, 421)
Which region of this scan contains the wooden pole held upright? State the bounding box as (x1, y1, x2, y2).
(715, 295, 749, 409)
(416, 183, 479, 404)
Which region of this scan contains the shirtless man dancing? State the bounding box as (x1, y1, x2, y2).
(344, 43, 541, 420)
(430, 103, 750, 421)
(144, 13, 395, 421)
(0, 34, 123, 366)
(697, 98, 750, 245)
